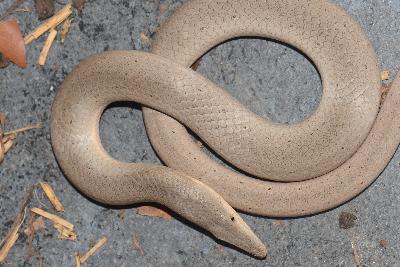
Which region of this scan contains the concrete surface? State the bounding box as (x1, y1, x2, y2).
(1, 0, 400, 266)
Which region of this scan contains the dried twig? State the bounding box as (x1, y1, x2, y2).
(132, 235, 144, 256)
(351, 240, 361, 267)
(39, 182, 64, 212)
(38, 28, 57, 65)
(75, 252, 81, 267)
(80, 237, 108, 263)
(0, 186, 33, 262)
(26, 213, 37, 259)
(31, 207, 73, 230)
(60, 17, 72, 43)
(24, 4, 72, 45)
(3, 124, 41, 136)
(31, 207, 77, 241)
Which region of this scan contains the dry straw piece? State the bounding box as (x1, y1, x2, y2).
(38, 28, 57, 65)
(31, 207, 77, 241)
(75, 252, 81, 267)
(60, 17, 72, 43)
(31, 207, 73, 230)
(39, 182, 65, 212)
(0, 187, 33, 262)
(24, 3, 72, 45)
(80, 237, 107, 263)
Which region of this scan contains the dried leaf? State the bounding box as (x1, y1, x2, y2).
(3, 124, 41, 135)
(80, 237, 107, 263)
(132, 235, 144, 256)
(136, 206, 172, 220)
(38, 28, 57, 66)
(35, 0, 55, 20)
(39, 182, 64, 212)
(24, 4, 72, 45)
(0, 20, 27, 68)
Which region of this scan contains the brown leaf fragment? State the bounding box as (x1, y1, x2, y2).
(136, 206, 172, 220)
(72, 0, 86, 12)
(80, 237, 107, 263)
(60, 17, 72, 43)
(35, 0, 55, 20)
(39, 182, 65, 212)
(0, 53, 10, 68)
(351, 240, 361, 267)
(132, 235, 144, 256)
(0, 186, 33, 262)
(0, 19, 27, 68)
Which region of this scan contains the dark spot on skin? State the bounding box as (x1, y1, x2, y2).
(338, 211, 357, 229)
(231, 216, 235, 221)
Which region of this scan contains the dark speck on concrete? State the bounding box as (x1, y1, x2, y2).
(339, 211, 357, 229)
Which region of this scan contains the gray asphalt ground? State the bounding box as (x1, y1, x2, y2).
(1, 0, 400, 266)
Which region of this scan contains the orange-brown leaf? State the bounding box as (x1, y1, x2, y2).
(136, 206, 172, 220)
(0, 20, 27, 68)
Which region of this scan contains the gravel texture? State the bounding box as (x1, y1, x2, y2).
(1, 0, 400, 266)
